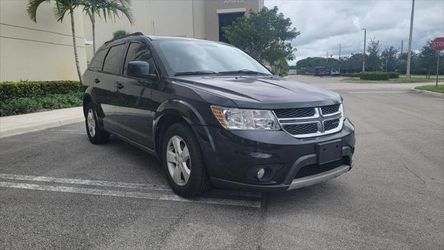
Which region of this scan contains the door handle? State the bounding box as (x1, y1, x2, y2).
(94, 78, 100, 83)
(116, 82, 124, 89)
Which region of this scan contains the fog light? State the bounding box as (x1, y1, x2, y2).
(257, 168, 265, 180)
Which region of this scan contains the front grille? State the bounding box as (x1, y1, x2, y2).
(283, 123, 318, 135)
(274, 108, 315, 118)
(324, 119, 340, 131)
(274, 104, 343, 138)
(320, 104, 340, 115)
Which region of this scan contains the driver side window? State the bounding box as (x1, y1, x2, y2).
(124, 42, 156, 76)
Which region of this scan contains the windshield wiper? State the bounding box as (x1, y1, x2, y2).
(218, 69, 270, 76)
(174, 70, 217, 76)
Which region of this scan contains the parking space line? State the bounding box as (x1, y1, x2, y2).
(347, 91, 407, 94)
(0, 181, 261, 208)
(0, 173, 170, 191)
(0, 173, 263, 199)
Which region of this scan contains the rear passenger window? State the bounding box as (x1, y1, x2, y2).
(103, 44, 127, 74)
(124, 42, 156, 75)
(89, 48, 107, 71)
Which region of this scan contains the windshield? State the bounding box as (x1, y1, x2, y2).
(153, 39, 271, 76)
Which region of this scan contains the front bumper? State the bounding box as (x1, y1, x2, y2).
(192, 118, 355, 191)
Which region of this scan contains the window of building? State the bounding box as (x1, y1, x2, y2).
(103, 44, 127, 74)
(218, 12, 245, 43)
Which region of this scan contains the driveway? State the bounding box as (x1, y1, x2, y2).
(1, 76, 443, 249)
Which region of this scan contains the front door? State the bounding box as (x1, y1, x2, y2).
(115, 42, 159, 147)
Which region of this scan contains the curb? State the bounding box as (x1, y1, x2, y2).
(0, 107, 84, 139)
(410, 88, 444, 98)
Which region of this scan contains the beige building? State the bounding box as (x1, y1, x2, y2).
(0, 0, 263, 82)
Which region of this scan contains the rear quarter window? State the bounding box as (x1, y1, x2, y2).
(102, 43, 127, 75)
(88, 48, 107, 71)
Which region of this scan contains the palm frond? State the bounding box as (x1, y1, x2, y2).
(83, 0, 133, 24)
(27, 0, 50, 22)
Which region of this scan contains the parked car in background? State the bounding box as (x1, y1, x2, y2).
(314, 66, 331, 76)
(82, 33, 355, 197)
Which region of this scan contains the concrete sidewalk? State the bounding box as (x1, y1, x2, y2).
(0, 107, 83, 138)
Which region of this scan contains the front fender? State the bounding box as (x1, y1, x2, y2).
(153, 99, 216, 157)
(154, 99, 208, 127)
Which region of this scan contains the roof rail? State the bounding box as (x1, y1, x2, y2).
(104, 32, 144, 45)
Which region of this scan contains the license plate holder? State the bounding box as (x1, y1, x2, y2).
(317, 139, 342, 165)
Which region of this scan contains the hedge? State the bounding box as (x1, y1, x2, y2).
(343, 73, 362, 78)
(387, 72, 400, 79)
(0, 81, 82, 100)
(0, 92, 83, 116)
(360, 72, 391, 80)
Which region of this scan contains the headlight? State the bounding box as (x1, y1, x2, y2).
(211, 106, 280, 130)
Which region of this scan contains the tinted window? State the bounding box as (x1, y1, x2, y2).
(153, 40, 270, 75)
(124, 42, 156, 75)
(89, 48, 107, 71)
(103, 44, 126, 74)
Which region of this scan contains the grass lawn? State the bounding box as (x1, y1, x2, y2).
(344, 74, 444, 83)
(415, 84, 444, 93)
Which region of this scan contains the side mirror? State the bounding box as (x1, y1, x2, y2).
(127, 61, 157, 79)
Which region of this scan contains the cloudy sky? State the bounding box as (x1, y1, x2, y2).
(265, 0, 444, 63)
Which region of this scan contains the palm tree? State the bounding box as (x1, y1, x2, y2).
(83, 0, 133, 52)
(27, 0, 83, 83)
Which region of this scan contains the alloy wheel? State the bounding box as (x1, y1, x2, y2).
(166, 136, 191, 186)
(87, 109, 96, 137)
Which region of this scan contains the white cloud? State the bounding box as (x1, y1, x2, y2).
(265, 0, 444, 63)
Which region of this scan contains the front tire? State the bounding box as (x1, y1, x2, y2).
(162, 123, 209, 198)
(85, 103, 110, 144)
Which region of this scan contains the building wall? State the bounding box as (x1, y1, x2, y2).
(0, 0, 87, 82)
(85, 0, 264, 61)
(0, 0, 263, 81)
(84, 0, 204, 61)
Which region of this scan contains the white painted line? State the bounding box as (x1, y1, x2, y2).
(0, 173, 263, 199)
(347, 91, 406, 94)
(0, 173, 171, 191)
(0, 181, 261, 208)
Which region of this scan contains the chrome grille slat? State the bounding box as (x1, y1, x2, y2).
(274, 104, 344, 138)
(320, 104, 340, 115)
(274, 107, 316, 119)
(283, 123, 319, 135)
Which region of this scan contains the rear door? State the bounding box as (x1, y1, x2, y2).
(98, 42, 128, 133)
(115, 42, 159, 147)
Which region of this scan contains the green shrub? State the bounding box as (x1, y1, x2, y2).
(0, 92, 83, 116)
(0, 81, 83, 100)
(343, 73, 362, 78)
(360, 72, 390, 80)
(387, 72, 400, 79)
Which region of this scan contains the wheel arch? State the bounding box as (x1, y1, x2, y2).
(153, 99, 212, 158)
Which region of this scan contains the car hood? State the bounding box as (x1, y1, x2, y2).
(172, 76, 341, 109)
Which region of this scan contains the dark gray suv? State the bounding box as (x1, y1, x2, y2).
(82, 33, 355, 197)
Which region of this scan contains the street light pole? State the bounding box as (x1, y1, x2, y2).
(339, 43, 342, 74)
(406, 0, 415, 78)
(362, 28, 366, 72)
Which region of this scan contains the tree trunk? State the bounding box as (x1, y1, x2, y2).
(91, 13, 96, 53)
(70, 9, 83, 83)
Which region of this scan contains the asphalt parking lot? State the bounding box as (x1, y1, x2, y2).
(1, 76, 443, 249)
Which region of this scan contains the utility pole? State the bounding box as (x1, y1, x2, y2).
(400, 40, 404, 56)
(362, 28, 367, 72)
(406, 0, 415, 78)
(339, 43, 342, 74)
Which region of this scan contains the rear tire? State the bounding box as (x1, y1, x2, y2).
(162, 123, 209, 198)
(85, 102, 110, 144)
